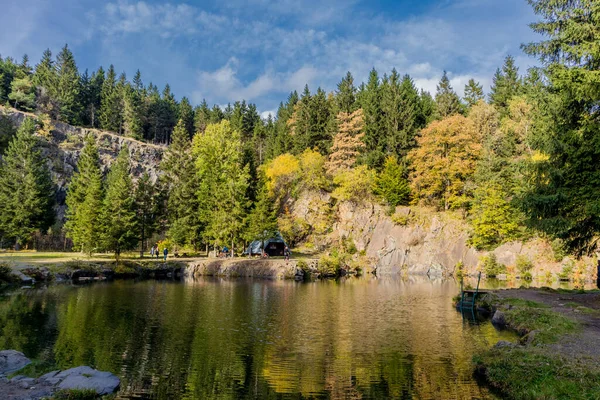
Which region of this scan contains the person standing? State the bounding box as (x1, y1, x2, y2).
(150, 245, 155, 258)
(163, 247, 168, 261)
(284, 246, 290, 261)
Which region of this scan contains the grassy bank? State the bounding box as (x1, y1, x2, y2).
(475, 291, 600, 399)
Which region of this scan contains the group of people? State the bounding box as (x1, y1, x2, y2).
(150, 245, 168, 261)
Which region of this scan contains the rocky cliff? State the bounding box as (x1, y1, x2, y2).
(289, 191, 598, 282)
(0, 106, 165, 221)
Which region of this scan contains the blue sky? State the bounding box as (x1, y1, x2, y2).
(0, 0, 540, 117)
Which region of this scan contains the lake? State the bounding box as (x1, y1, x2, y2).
(0, 277, 515, 399)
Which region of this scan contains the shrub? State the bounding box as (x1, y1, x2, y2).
(373, 155, 410, 207)
(516, 255, 534, 280)
(480, 254, 506, 277)
(0, 263, 16, 284)
(331, 165, 375, 202)
(558, 260, 575, 281)
(551, 238, 568, 262)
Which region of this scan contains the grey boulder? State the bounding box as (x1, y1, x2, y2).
(56, 366, 120, 395)
(0, 350, 31, 375)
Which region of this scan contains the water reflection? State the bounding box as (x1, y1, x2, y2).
(0, 277, 515, 399)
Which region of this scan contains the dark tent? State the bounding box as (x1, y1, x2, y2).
(244, 232, 289, 257)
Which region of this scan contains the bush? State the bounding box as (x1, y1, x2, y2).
(0, 263, 16, 284)
(516, 255, 534, 280)
(551, 238, 568, 262)
(480, 254, 506, 277)
(51, 389, 99, 400)
(373, 156, 410, 207)
(331, 165, 375, 202)
(558, 260, 575, 281)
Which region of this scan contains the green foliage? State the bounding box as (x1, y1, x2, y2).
(557, 261, 575, 281)
(65, 135, 103, 254)
(51, 389, 99, 400)
(245, 179, 278, 244)
(162, 119, 200, 247)
(0, 112, 16, 154)
(434, 71, 463, 118)
(516, 255, 534, 280)
(469, 184, 521, 250)
(331, 165, 375, 202)
(8, 76, 35, 110)
(0, 118, 55, 246)
(503, 301, 578, 345)
(373, 155, 410, 207)
(480, 254, 506, 277)
(0, 263, 17, 284)
(193, 120, 249, 251)
(551, 239, 568, 262)
(489, 55, 522, 113)
(520, 0, 600, 255)
(100, 147, 138, 258)
(463, 79, 484, 107)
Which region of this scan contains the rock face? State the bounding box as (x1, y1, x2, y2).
(0, 351, 31, 375)
(186, 259, 312, 280)
(1, 106, 165, 223)
(0, 350, 120, 399)
(288, 191, 598, 279)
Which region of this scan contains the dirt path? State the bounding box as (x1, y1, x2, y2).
(494, 288, 600, 361)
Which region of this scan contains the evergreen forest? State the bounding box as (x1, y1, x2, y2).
(0, 0, 598, 259)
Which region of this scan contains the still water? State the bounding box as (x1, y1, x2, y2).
(0, 277, 515, 399)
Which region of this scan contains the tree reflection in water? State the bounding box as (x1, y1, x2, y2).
(0, 277, 515, 399)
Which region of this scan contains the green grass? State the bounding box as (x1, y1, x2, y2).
(475, 347, 600, 400)
(501, 298, 549, 309)
(50, 389, 101, 399)
(501, 302, 578, 344)
(7, 358, 57, 378)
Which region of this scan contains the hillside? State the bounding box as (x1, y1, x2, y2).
(0, 105, 165, 221)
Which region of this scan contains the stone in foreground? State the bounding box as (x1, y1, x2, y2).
(56, 366, 120, 395)
(0, 351, 31, 375)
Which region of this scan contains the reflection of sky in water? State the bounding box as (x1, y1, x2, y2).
(0, 277, 516, 399)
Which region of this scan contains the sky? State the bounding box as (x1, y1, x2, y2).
(0, 0, 540, 117)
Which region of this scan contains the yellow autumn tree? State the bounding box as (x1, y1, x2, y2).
(326, 109, 366, 174)
(408, 115, 481, 210)
(264, 153, 300, 206)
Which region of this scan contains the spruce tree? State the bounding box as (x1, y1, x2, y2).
(99, 65, 122, 132)
(135, 172, 160, 257)
(100, 147, 138, 259)
(193, 100, 211, 134)
(122, 84, 143, 139)
(85, 67, 104, 128)
(245, 178, 278, 246)
(33, 49, 57, 98)
(434, 71, 463, 118)
(0, 118, 55, 247)
(161, 119, 201, 247)
(360, 68, 385, 168)
(55, 44, 82, 124)
(463, 79, 484, 107)
(520, 0, 600, 254)
(336, 71, 357, 113)
(373, 155, 410, 207)
(65, 134, 103, 254)
(8, 76, 35, 110)
(178, 97, 194, 137)
(489, 55, 521, 112)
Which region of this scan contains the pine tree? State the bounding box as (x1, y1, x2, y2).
(326, 109, 366, 174)
(420, 89, 436, 124)
(178, 97, 194, 137)
(0, 118, 55, 247)
(85, 67, 104, 128)
(8, 76, 35, 110)
(245, 179, 278, 245)
(520, 0, 600, 254)
(65, 135, 103, 254)
(193, 100, 211, 134)
(161, 119, 201, 247)
(360, 68, 385, 168)
(122, 84, 143, 139)
(373, 155, 410, 207)
(55, 44, 82, 124)
(0, 113, 17, 154)
(100, 147, 138, 259)
(134, 172, 160, 257)
(33, 49, 57, 97)
(336, 71, 357, 113)
(463, 79, 484, 107)
(434, 71, 463, 118)
(489, 55, 521, 112)
(99, 65, 122, 132)
(0, 56, 17, 103)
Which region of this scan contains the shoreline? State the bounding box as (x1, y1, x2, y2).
(472, 287, 600, 399)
